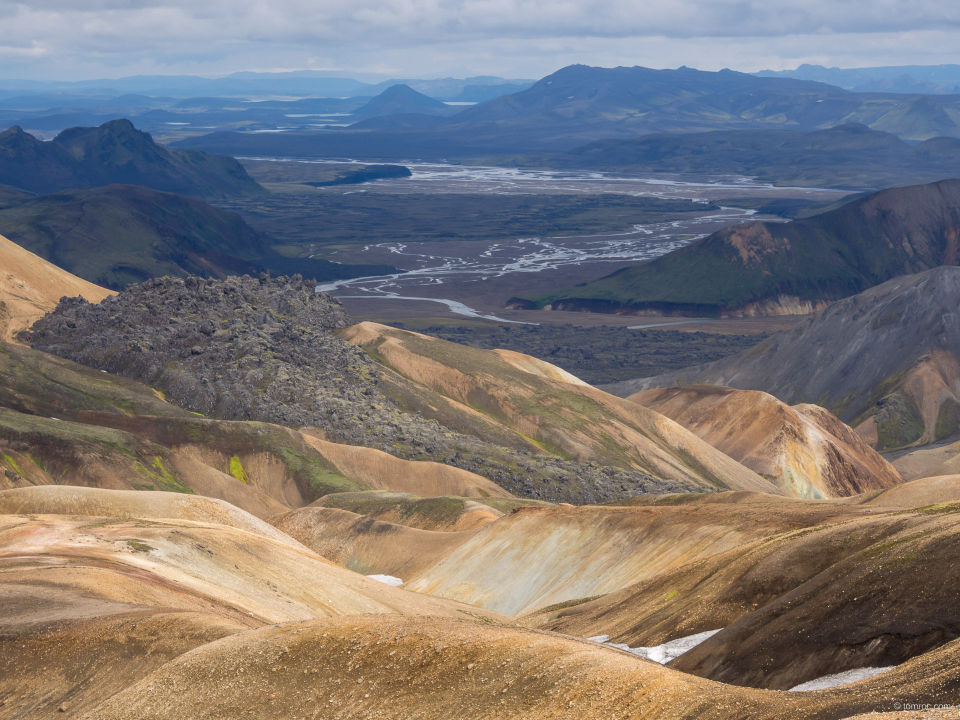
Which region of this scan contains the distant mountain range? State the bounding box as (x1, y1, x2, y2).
(0, 72, 534, 101)
(755, 63, 960, 94)
(0, 119, 264, 198)
(7, 64, 960, 151)
(517, 179, 960, 317)
(558, 123, 960, 189)
(177, 64, 960, 161)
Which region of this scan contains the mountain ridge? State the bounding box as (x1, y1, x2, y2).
(521, 179, 960, 317)
(0, 119, 265, 198)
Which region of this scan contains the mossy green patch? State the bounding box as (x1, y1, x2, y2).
(229, 455, 250, 484)
(124, 539, 153, 553)
(2, 453, 22, 475)
(850, 366, 912, 428)
(134, 456, 193, 494)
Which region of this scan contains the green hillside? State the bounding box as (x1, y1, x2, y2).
(522, 179, 960, 316)
(0, 184, 399, 289)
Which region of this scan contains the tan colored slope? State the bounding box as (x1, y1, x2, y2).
(272, 506, 480, 579)
(77, 615, 960, 720)
(861, 474, 960, 508)
(0, 501, 502, 718)
(301, 432, 513, 498)
(0, 232, 113, 342)
(343, 322, 781, 494)
(0, 486, 297, 547)
(0, 512, 506, 627)
(1, 610, 246, 719)
(629, 385, 902, 499)
(406, 494, 863, 616)
(493, 347, 590, 386)
(893, 437, 960, 481)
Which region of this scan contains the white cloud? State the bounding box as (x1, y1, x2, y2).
(0, 0, 959, 80)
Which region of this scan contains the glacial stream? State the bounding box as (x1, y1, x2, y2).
(287, 161, 848, 320)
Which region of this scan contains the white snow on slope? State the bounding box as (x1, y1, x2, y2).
(789, 666, 896, 691)
(588, 629, 723, 664)
(366, 574, 404, 587)
(629, 629, 723, 664)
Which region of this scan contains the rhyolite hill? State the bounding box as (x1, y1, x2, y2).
(521, 179, 960, 317)
(603, 266, 960, 452)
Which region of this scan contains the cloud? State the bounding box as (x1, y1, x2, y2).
(0, 0, 959, 80)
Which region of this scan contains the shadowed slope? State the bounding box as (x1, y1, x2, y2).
(629, 385, 902, 498)
(536, 489, 960, 691)
(0, 184, 274, 290)
(605, 268, 960, 452)
(0, 120, 264, 198)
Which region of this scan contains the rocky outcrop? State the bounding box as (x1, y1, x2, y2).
(29, 274, 700, 503)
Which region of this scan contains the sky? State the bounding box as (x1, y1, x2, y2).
(3, 0, 960, 81)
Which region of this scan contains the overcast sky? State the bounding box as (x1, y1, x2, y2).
(3, 0, 960, 81)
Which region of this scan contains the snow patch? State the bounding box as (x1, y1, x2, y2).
(789, 666, 896, 692)
(366, 574, 403, 587)
(629, 629, 723, 664)
(588, 629, 722, 664)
